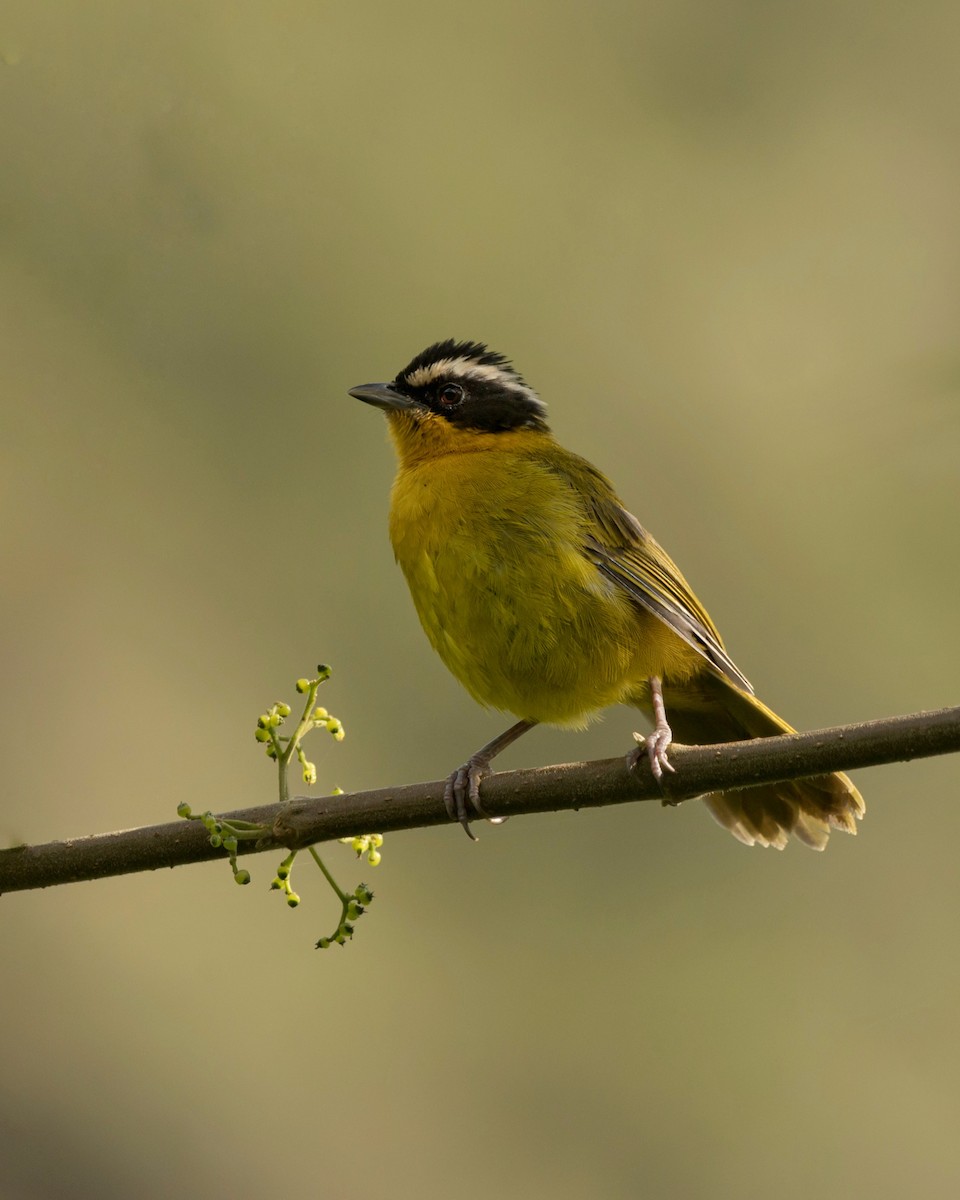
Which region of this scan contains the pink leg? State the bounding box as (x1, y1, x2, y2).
(627, 675, 676, 781)
(443, 719, 537, 840)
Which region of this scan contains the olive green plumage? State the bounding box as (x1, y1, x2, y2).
(352, 340, 864, 849)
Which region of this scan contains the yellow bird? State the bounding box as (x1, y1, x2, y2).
(351, 340, 864, 848)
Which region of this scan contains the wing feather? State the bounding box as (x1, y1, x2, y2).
(544, 452, 753, 693)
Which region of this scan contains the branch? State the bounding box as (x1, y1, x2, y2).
(2, 706, 958, 894)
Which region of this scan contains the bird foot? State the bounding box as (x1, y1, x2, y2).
(626, 675, 677, 799)
(443, 756, 506, 841)
(627, 726, 676, 784)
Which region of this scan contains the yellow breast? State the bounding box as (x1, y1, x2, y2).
(387, 429, 690, 726)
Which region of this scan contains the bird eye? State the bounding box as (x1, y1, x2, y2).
(437, 382, 464, 408)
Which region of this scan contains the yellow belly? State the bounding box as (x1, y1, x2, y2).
(388, 446, 699, 726)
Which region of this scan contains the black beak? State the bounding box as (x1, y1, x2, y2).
(348, 382, 415, 411)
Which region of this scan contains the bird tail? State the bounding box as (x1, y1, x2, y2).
(657, 673, 865, 851)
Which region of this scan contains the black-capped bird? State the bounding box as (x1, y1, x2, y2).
(350, 340, 864, 848)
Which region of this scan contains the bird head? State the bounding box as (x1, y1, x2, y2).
(350, 340, 549, 464)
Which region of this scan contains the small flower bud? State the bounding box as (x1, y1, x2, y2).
(295, 678, 310, 693)
(234, 870, 251, 885)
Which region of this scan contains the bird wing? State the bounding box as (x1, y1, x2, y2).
(548, 452, 754, 694)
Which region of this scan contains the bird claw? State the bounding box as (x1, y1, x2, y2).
(627, 727, 676, 783)
(443, 757, 506, 841)
(645, 725, 675, 780)
(626, 675, 677, 794)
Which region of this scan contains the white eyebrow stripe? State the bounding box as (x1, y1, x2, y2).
(403, 357, 546, 412)
(404, 357, 521, 390)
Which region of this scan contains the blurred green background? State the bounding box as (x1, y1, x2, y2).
(2, 1, 959, 1196)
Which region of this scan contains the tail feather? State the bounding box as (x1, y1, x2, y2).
(655, 673, 865, 851)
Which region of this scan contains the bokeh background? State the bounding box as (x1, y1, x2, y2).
(2, 2, 959, 1196)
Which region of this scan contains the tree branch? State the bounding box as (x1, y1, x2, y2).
(2, 706, 958, 894)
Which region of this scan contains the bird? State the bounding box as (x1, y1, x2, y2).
(350, 339, 864, 849)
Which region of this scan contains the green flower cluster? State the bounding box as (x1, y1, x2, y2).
(176, 666, 384, 950)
